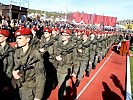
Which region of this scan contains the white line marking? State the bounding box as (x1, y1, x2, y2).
(126, 56, 132, 100)
(75, 51, 114, 100)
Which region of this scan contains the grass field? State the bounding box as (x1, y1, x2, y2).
(130, 49, 133, 98)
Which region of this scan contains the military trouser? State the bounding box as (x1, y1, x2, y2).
(57, 66, 72, 88)
(76, 61, 88, 81)
(99, 51, 103, 62)
(94, 51, 102, 63)
(57, 72, 69, 88)
(19, 87, 36, 100)
(101, 48, 106, 59)
(57, 68, 72, 100)
(86, 52, 95, 71)
(72, 60, 80, 76)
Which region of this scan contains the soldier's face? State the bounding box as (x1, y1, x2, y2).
(0, 34, 7, 43)
(74, 32, 78, 36)
(62, 33, 70, 41)
(90, 34, 95, 40)
(16, 35, 30, 47)
(44, 32, 51, 38)
(83, 34, 88, 40)
(77, 32, 81, 36)
(52, 30, 58, 35)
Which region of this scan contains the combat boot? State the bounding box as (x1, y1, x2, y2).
(85, 71, 90, 77)
(75, 79, 80, 87)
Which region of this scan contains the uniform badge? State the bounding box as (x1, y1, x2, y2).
(16, 32, 20, 35)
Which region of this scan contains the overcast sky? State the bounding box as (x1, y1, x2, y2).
(1, 0, 133, 20)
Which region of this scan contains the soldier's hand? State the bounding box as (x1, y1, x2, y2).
(12, 70, 21, 79)
(78, 49, 82, 53)
(39, 48, 45, 52)
(34, 98, 40, 100)
(56, 55, 62, 61)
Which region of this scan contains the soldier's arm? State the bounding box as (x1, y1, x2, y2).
(13, 50, 20, 70)
(6, 51, 14, 78)
(34, 50, 46, 99)
(39, 35, 45, 48)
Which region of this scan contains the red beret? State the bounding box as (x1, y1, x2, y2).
(73, 29, 79, 33)
(52, 27, 59, 31)
(15, 28, 32, 37)
(32, 27, 38, 31)
(18, 25, 25, 30)
(85, 30, 89, 36)
(0, 29, 10, 37)
(61, 29, 71, 34)
(44, 27, 52, 33)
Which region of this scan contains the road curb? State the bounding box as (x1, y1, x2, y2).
(126, 56, 132, 100)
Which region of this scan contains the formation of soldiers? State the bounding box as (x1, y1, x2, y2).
(0, 15, 126, 100)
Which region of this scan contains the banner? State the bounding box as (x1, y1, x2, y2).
(70, 12, 117, 26)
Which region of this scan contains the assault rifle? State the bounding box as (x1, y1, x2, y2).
(0, 49, 14, 60)
(41, 38, 55, 48)
(14, 56, 40, 84)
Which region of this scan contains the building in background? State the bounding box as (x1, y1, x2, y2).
(0, 2, 28, 20)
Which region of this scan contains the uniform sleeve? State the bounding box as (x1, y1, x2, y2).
(56, 42, 62, 56)
(34, 51, 46, 99)
(6, 51, 14, 78)
(13, 50, 19, 70)
(39, 35, 45, 48)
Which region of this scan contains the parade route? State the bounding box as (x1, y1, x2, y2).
(49, 48, 126, 100)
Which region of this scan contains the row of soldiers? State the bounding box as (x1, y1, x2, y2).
(0, 21, 121, 100)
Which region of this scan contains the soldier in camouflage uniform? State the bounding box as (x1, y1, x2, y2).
(101, 32, 107, 58)
(0, 29, 15, 100)
(39, 27, 55, 62)
(0, 29, 14, 79)
(55, 29, 73, 99)
(86, 31, 97, 75)
(74, 30, 90, 87)
(51, 27, 62, 68)
(56, 29, 73, 85)
(30, 26, 40, 50)
(94, 32, 102, 65)
(12, 28, 46, 100)
(71, 29, 83, 78)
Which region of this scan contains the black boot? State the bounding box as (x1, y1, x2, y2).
(85, 71, 90, 77)
(92, 62, 96, 69)
(75, 79, 80, 87)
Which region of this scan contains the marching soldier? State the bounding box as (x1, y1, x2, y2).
(12, 28, 46, 100)
(86, 31, 97, 73)
(39, 27, 59, 99)
(39, 27, 56, 63)
(0, 29, 15, 100)
(74, 30, 90, 87)
(55, 29, 73, 99)
(0, 29, 14, 78)
(31, 26, 40, 50)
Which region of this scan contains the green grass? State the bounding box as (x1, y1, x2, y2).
(130, 50, 133, 98)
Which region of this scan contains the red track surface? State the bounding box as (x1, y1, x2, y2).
(48, 49, 126, 100)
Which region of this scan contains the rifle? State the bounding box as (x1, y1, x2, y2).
(0, 49, 14, 61)
(14, 55, 40, 84)
(41, 38, 55, 48)
(60, 47, 74, 56)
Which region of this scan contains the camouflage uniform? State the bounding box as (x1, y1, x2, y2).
(0, 43, 15, 100)
(13, 46, 46, 100)
(40, 35, 55, 63)
(31, 35, 40, 50)
(56, 40, 73, 87)
(0, 43, 14, 78)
